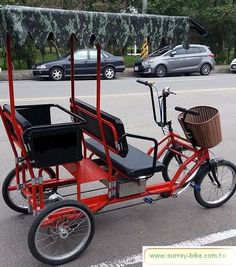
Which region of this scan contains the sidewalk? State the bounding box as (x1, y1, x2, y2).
(0, 65, 231, 81)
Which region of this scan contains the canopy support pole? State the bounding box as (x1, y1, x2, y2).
(95, 43, 113, 191)
(6, 33, 16, 121)
(70, 35, 75, 105)
(5, 33, 39, 210)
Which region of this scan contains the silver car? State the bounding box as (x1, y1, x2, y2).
(230, 58, 236, 73)
(134, 44, 215, 77)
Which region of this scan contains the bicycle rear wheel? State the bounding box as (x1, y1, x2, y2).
(2, 165, 56, 214)
(194, 160, 236, 208)
(28, 200, 94, 265)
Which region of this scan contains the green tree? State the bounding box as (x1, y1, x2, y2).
(147, 0, 236, 63)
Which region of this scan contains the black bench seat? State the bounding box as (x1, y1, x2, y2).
(86, 138, 164, 178)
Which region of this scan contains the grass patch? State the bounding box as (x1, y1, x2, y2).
(124, 55, 140, 68)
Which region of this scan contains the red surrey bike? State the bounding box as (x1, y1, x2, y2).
(1, 5, 236, 266)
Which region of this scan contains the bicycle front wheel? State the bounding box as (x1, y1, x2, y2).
(162, 146, 195, 181)
(194, 160, 236, 208)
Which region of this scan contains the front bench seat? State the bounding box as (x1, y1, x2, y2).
(86, 138, 164, 178)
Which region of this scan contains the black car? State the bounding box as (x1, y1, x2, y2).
(33, 49, 125, 81)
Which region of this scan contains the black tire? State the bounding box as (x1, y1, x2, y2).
(194, 160, 236, 208)
(200, 63, 211, 75)
(155, 64, 167, 78)
(28, 200, 94, 265)
(162, 146, 195, 182)
(2, 166, 56, 214)
(49, 67, 64, 81)
(103, 66, 116, 79)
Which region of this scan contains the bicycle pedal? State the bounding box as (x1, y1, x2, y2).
(47, 192, 64, 202)
(143, 197, 154, 204)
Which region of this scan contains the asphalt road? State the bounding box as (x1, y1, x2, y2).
(0, 73, 236, 267)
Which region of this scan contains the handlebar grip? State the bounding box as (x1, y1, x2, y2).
(136, 79, 149, 86)
(175, 106, 186, 113)
(175, 106, 199, 116)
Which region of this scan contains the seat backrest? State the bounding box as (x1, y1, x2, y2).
(72, 99, 128, 157)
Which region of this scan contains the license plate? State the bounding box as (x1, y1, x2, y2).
(134, 66, 139, 71)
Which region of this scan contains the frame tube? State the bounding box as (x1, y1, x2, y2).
(95, 44, 113, 184)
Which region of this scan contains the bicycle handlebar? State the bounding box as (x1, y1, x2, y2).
(136, 79, 176, 130)
(136, 80, 175, 96)
(175, 106, 200, 116)
(136, 79, 150, 86)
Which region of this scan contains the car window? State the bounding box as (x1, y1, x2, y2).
(199, 47, 207, 52)
(89, 50, 105, 60)
(74, 50, 88, 60)
(163, 51, 172, 56)
(149, 46, 170, 57)
(186, 47, 201, 54)
(174, 48, 185, 55)
(102, 52, 109, 58)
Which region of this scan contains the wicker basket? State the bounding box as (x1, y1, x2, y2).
(178, 106, 222, 148)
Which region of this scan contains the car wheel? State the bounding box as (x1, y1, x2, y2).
(103, 66, 116, 79)
(155, 65, 167, 78)
(50, 67, 64, 81)
(200, 63, 211, 75)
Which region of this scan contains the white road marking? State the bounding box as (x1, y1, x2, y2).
(1, 87, 236, 103)
(89, 228, 236, 267)
(172, 228, 236, 246)
(139, 77, 216, 83)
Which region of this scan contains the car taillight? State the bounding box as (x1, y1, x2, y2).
(209, 53, 214, 58)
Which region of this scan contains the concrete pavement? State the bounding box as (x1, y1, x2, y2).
(0, 75, 236, 267)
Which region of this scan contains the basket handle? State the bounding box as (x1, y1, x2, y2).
(175, 106, 199, 147)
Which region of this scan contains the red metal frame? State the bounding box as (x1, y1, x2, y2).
(0, 32, 211, 215)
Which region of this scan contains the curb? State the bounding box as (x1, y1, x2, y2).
(0, 70, 35, 81)
(0, 66, 232, 81)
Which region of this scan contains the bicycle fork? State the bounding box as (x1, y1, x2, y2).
(208, 159, 223, 188)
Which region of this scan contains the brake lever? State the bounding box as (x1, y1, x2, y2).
(161, 87, 176, 97)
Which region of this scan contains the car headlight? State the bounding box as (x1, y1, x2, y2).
(36, 64, 47, 69)
(142, 59, 154, 66)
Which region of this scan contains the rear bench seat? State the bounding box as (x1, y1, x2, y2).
(72, 99, 164, 178)
(3, 104, 84, 167)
